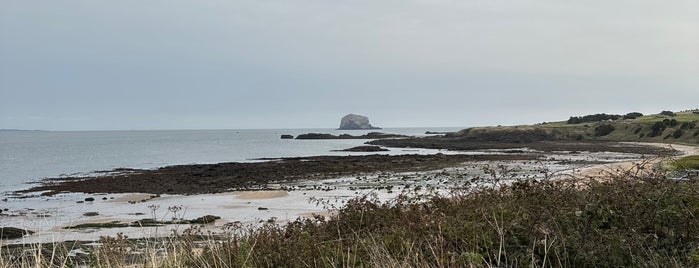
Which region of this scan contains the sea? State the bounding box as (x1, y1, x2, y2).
(0, 127, 464, 193)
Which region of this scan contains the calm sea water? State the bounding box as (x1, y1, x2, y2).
(0, 127, 463, 192)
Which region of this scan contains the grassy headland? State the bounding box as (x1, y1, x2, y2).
(371, 110, 699, 150)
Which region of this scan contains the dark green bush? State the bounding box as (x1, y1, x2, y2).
(623, 112, 644, 119)
(567, 114, 621, 124)
(648, 122, 667, 137)
(594, 124, 615, 137)
(674, 129, 685, 139)
(661, 111, 677, 117)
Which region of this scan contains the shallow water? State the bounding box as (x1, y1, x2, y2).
(0, 127, 463, 192)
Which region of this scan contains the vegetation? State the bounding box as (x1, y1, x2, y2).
(623, 112, 644, 119)
(661, 111, 678, 117)
(594, 124, 615, 137)
(4, 168, 699, 267)
(567, 113, 621, 124)
(669, 155, 699, 170)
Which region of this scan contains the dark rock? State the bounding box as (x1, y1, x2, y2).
(191, 215, 221, 224)
(338, 114, 381, 130)
(333, 146, 390, 152)
(84, 197, 95, 202)
(296, 132, 407, 140)
(76, 201, 85, 204)
(258, 207, 269, 210)
(280, 134, 294, 139)
(0, 227, 34, 239)
(83, 212, 99, 217)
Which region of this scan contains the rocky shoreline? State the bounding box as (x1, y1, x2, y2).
(18, 153, 540, 196)
(14, 141, 675, 197)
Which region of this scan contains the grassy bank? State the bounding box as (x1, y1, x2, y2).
(4, 167, 699, 267)
(371, 110, 699, 150)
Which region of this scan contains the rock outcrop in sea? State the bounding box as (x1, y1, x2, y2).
(339, 114, 381, 130)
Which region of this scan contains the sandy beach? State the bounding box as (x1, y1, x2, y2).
(565, 142, 699, 180)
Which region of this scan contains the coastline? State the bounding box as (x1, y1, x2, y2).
(2, 141, 691, 244)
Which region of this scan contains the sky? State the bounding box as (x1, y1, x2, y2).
(1, 0, 698, 130)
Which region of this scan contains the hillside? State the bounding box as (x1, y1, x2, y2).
(473, 110, 699, 143)
(371, 110, 699, 150)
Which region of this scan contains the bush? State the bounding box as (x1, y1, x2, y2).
(594, 124, 615, 137)
(663, 119, 679, 126)
(567, 114, 621, 124)
(660, 111, 677, 117)
(648, 122, 667, 137)
(623, 112, 644, 119)
(673, 129, 685, 139)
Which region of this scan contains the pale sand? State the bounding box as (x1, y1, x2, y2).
(235, 190, 289, 200)
(565, 142, 699, 180)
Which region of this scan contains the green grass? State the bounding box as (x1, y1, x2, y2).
(669, 155, 699, 170)
(636, 111, 699, 123)
(483, 111, 699, 144)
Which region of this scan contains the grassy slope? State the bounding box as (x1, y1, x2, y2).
(461, 111, 699, 145)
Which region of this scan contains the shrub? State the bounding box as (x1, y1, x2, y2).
(673, 129, 685, 139)
(633, 127, 643, 134)
(594, 124, 615, 137)
(623, 112, 644, 119)
(660, 111, 677, 117)
(567, 114, 621, 124)
(663, 119, 679, 126)
(648, 122, 667, 137)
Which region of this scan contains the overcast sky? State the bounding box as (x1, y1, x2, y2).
(1, 0, 697, 130)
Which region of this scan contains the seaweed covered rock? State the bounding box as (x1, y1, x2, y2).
(0, 227, 34, 239)
(191, 215, 221, 224)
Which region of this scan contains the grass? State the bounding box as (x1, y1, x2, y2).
(493, 111, 699, 144)
(4, 165, 699, 267)
(669, 155, 699, 170)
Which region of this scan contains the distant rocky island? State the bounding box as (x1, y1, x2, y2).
(295, 132, 406, 140)
(338, 114, 381, 130)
